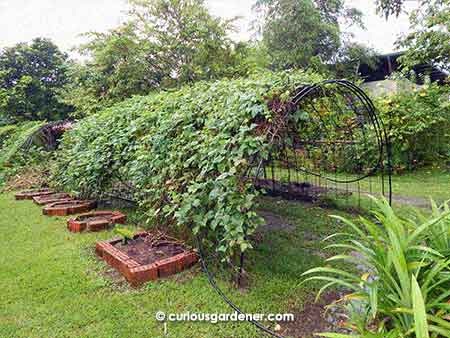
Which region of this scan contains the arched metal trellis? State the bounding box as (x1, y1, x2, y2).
(250, 79, 392, 207)
(23, 120, 74, 151)
(199, 79, 393, 338)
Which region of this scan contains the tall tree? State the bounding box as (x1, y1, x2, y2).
(399, 0, 450, 72)
(253, 0, 364, 70)
(129, 0, 242, 84)
(0, 38, 72, 122)
(331, 42, 377, 79)
(64, 0, 251, 115)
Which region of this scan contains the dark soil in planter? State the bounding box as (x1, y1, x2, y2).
(68, 211, 126, 232)
(77, 213, 117, 222)
(96, 231, 198, 285)
(50, 201, 86, 208)
(115, 236, 186, 266)
(33, 193, 72, 205)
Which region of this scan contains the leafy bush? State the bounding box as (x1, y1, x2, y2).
(53, 70, 323, 257)
(303, 198, 450, 337)
(376, 82, 450, 171)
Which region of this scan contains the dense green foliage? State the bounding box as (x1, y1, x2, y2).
(304, 198, 450, 337)
(0, 38, 73, 122)
(398, 0, 450, 72)
(0, 121, 46, 167)
(0, 124, 18, 148)
(375, 0, 405, 18)
(62, 0, 254, 115)
(53, 70, 323, 257)
(376, 82, 450, 170)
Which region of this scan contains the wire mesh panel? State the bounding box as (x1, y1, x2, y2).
(251, 80, 392, 208)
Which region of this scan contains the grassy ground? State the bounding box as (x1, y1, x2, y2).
(388, 167, 450, 202)
(0, 193, 349, 338)
(267, 166, 450, 205)
(1, 168, 448, 337)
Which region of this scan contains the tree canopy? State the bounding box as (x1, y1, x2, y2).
(376, 0, 450, 72)
(375, 0, 405, 18)
(253, 0, 365, 71)
(0, 38, 73, 122)
(62, 0, 253, 115)
(398, 0, 450, 72)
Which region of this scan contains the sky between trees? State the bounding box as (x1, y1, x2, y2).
(0, 0, 416, 59)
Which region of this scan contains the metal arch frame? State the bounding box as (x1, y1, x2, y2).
(197, 79, 394, 338)
(252, 79, 393, 203)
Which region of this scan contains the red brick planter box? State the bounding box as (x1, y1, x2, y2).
(67, 211, 127, 233)
(33, 193, 73, 205)
(15, 189, 54, 200)
(43, 200, 97, 216)
(96, 232, 198, 286)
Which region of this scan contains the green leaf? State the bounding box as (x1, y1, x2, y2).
(411, 275, 429, 338)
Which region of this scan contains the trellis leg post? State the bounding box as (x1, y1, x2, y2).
(238, 250, 245, 288)
(387, 137, 393, 206)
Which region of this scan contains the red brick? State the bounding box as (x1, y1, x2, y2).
(95, 233, 198, 286)
(157, 256, 179, 278)
(33, 194, 72, 205)
(15, 189, 53, 200)
(129, 264, 158, 285)
(43, 200, 96, 217)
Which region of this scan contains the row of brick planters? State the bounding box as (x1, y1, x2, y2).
(43, 200, 97, 216)
(96, 232, 198, 286)
(15, 189, 54, 200)
(14, 189, 197, 286)
(67, 211, 127, 232)
(33, 193, 73, 205)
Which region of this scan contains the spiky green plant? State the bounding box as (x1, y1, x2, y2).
(302, 197, 450, 337)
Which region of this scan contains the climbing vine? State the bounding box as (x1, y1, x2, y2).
(53, 70, 323, 257)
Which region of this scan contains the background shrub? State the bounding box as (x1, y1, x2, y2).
(376, 82, 450, 171)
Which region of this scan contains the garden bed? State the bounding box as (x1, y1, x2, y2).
(67, 211, 126, 232)
(253, 178, 350, 201)
(33, 193, 73, 205)
(43, 200, 97, 216)
(15, 188, 54, 200)
(96, 231, 198, 286)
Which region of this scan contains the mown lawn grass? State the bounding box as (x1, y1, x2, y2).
(387, 167, 450, 202)
(268, 166, 450, 205)
(0, 192, 349, 338)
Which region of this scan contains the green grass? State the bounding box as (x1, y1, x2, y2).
(0, 193, 350, 338)
(387, 167, 450, 202)
(263, 166, 450, 206)
(2, 166, 446, 337)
